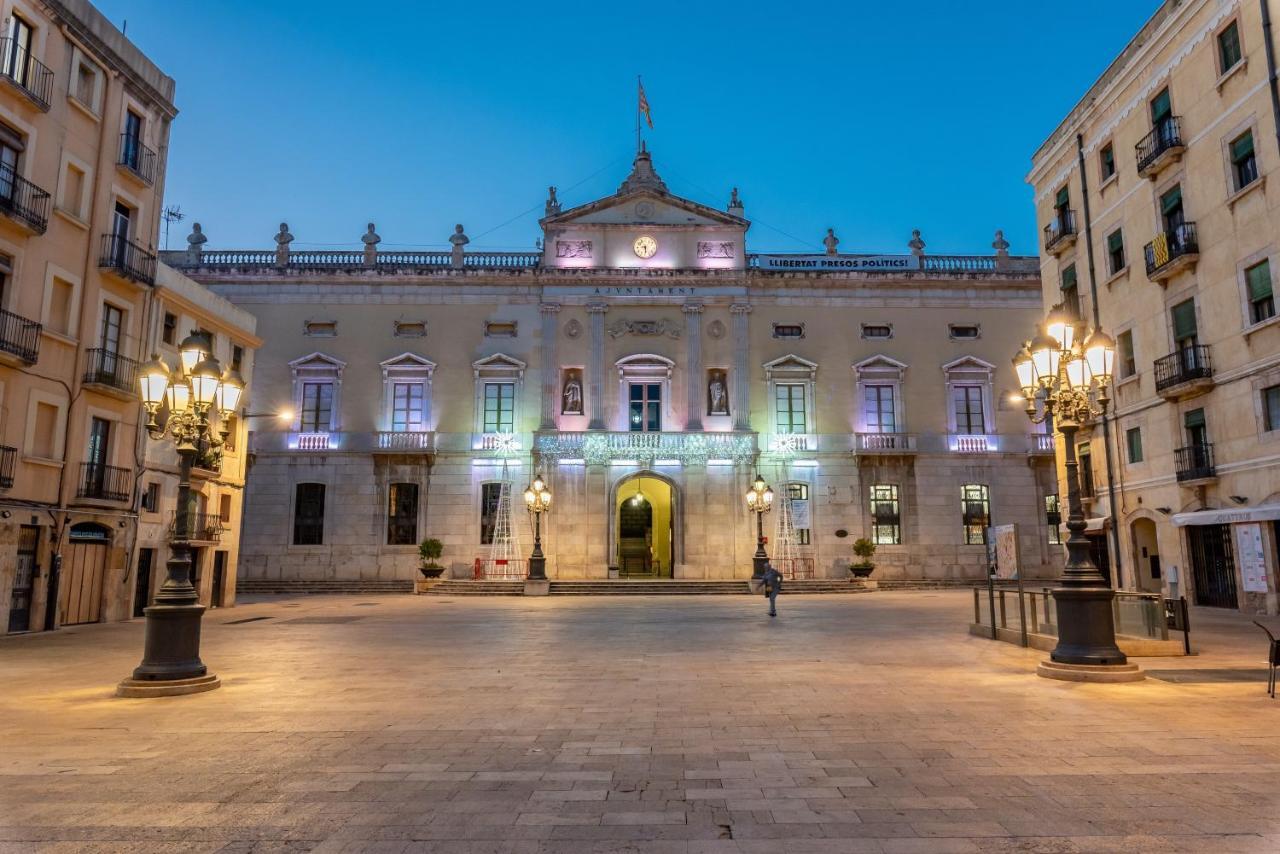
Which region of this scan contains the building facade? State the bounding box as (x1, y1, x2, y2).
(1028, 0, 1280, 613)
(170, 150, 1063, 585)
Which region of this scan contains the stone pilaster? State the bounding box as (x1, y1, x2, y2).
(682, 302, 704, 431)
(587, 303, 608, 430)
(730, 303, 752, 431)
(539, 303, 560, 429)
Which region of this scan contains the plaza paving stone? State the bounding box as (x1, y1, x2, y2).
(2, 590, 1280, 853)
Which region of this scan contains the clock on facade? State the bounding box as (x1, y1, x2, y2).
(633, 235, 658, 259)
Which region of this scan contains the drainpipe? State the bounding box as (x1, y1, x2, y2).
(1262, 0, 1280, 152)
(1075, 132, 1126, 589)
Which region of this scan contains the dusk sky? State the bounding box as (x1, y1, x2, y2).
(96, 1, 1155, 256)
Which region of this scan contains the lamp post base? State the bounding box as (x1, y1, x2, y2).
(1049, 585, 1128, 666)
(1037, 660, 1144, 683)
(117, 673, 221, 698)
(527, 555, 546, 581)
(752, 554, 769, 579)
(127, 602, 212, 685)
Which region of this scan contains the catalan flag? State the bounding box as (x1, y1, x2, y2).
(1151, 231, 1170, 269)
(638, 79, 653, 129)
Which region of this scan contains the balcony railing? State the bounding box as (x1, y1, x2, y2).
(1175, 443, 1216, 483)
(0, 162, 49, 233)
(1144, 222, 1198, 279)
(855, 432, 918, 453)
(82, 348, 137, 394)
(0, 307, 41, 363)
(168, 510, 225, 543)
(949, 434, 998, 453)
(117, 134, 157, 185)
(766, 433, 819, 454)
(99, 233, 157, 285)
(1154, 346, 1212, 393)
(77, 462, 131, 502)
(0, 38, 53, 110)
(1029, 433, 1055, 455)
(376, 430, 435, 451)
(1136, 117, 1184, 175)
(1043, 210, 1077, 253)
(0, 444, 15, 488)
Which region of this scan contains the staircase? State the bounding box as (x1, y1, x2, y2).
(423, 578, 875, 596)
(237, 578, 414, 595)
(425, 580, 524, 596)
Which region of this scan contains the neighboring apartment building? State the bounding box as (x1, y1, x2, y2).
(1028, 0, 1280, 614)
(167, 149, 1063, 586)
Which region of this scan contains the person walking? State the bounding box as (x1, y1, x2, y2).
(762, 563, 783, 617)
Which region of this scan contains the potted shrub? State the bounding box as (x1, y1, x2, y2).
(849, 538, 877, 578)
(418, 538, 445, 578)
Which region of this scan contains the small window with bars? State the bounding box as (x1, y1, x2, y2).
(1045, 494, 1062, 545)
(870, 484, 901, 545)
(961, 484, 990, 546)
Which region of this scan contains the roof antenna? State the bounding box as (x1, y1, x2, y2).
(162, 205, 185, 250)
(121, 19, 127, 35)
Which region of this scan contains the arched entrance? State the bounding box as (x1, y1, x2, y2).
(1130, 517, 1161, 593)
(611, 473, 677, 578)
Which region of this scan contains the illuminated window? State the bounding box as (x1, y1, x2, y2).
(953, 386, 985, 434)
(864, 385, 896, 433)
(391, 383, 425, 431)
(387, 482, 418, 545)
(961, 484, 990, 545)
(870, 484, 901, 545)
(1045, 494, 1062, 545)
(785, 482, 811, 545)
(483, 382, 515, 433)
(480, 483, 502, 545)
(774, 384, 807, 434)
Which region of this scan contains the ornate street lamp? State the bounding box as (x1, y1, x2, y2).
(117, 338, 234, 697)
(1013, 311, 1137, 679)
(523, 474, 551, 581)
(745, 474, 774, 579)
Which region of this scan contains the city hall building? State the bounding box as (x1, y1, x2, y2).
(166, 149, 1064, 584)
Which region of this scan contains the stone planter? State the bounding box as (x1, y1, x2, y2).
(849, 564, 875, 578)
(419, 565, 445, 579)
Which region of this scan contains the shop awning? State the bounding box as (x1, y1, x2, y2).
(1171, 504, 1280, 527)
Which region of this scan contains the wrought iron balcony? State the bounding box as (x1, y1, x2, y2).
(98, 233, 157, 285)
(82, 349, 137, 394)
(169, 510, 225, 543)
(1136, 117, 1185, 176)
(0, 163, 49, 233)
(0, 307, 40, 364)
(1154, 346, 1213, 398)
(1175, 443, 1216, 483)
(1043, 210, 1077, 255)
(116, 134, 157, 185)
(855, 432, 918, 454)
(0, 38, 53, 110)
(0, 444, 15, 488)
(77, 462, 131, 502)
(1144, 222, 1198, 281)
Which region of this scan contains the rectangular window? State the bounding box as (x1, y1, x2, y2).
(774, 383, 807, 434)
(1054, 185, 1069, 214)
(1078, 443, 1095, 499)
(31, 401, 58, 459)
(771, 323, 805, 339)
(861, 324, 892, 339)
(292, 483, 325, 545)
(1231, 131, 1258, 191)
(100, 303, 123, 353)
(1118, 330, 1136, 378)
(219, 493, 232, 523)
(47, 277, 75, 337)
(304, 320, 336, 337)
(952, 385, 985, 435)
(484, 321, 517, 338)
(141, 482, 159, 513)
(1219, 20, 1243, 72)
(948, 324, 980, 339)
(387, 482, 419, 545)
(870, 484, 901, 545)
(628, 382, 662, 432)
(1171, 299, 1198, 345)
(392, 382, 425, 431)
(961, 484, 990, 546)
(786, 482, 811, 546)
(480, 482, 502, 545)
(162, 312, 176, 345)
(74, 60, 97, 107)
(483, 382, 515, 433)
(1126, 427, 1144, 464)
(1151, 88, 1172, 124)
(61, 162, 85, 218)
(222, 414, 238, 451)
(1045, 494, 1062, 545)
(1061, 264, 1080, 319)
(1159, 185, 1184, 232)
(1264, 385, 1280, 432)
(1246, 260, 1275, 325)
(299, 382, 333, 432)
(1100, 143, 1116, 181)
(863, 384, 896, 433)
(1185, 407, 1208, 446)
(87, 417, 110, 467)
(1107, 229, 1126, 273)
(232, 345, 243, 371)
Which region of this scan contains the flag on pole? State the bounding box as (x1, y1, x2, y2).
(638, 79, 653, 129)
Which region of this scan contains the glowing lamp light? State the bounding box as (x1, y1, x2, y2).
(1012, 347, 1036, 396)
(166, 379, 191, 415)
(189, 357, 223, 408)
(1064, 351, 1089, 390)
(216, 368, 244, 416)
(1029, 331, 1061, 385)
(137, 354, 171, 409)
(523, 488, 535, 505)
(178, 332, 209, 375)
(276, 408, 294, 423)
(1044, 307, 1076, 352)
(1083, 330, 1116, 385)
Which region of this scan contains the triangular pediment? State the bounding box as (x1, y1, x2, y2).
(472, 353, 527, 378)
(289, 351, 345, 372)
(942, 355, 996, 374)
(764, 354, 818, 380)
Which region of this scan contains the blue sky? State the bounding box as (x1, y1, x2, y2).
(97, 1, 1155, 256)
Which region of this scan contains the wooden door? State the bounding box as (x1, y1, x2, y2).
(60, 540, 107, 625)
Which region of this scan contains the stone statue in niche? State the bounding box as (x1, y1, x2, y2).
(556, 240, 592, 259)
(697, 241, 735, 259)
(707, 369, 729, 416)
(561, 368, 584, 415)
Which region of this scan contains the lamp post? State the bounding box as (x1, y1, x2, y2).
(117, 333, 242, 697)
(745, 474, 774, 579)
(1014, 310, 1137, 679)
(523, 474, 551, 581)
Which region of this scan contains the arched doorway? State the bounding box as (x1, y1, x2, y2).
(611, 474, 677, 578)
(1130, 517, 1161, 593)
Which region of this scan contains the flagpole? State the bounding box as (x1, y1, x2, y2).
(636, 75, 641, 153)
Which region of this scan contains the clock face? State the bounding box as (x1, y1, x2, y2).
(633, 235, 658, 259)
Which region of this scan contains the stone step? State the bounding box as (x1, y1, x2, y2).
(238, 579, 414, 595)
(426, 580, 524, 596)
(425, 579, 876, 596)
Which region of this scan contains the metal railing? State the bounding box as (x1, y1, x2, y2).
(855, 432, 918, 452)
(1144, 222, 1198, 277)
(82, 348, 137, 393)
(168, 510, 224, 543)
(1154, 345, 1212, 392)
(77, 462, 131, 501)
(0, 306, 40, 363)
(1175, 443, 1216, 482)
(0, 444, 14, 488)
(973, 584, 1190, 651)
(474, 557, 527, 580)
(0, 162, 49, 233)
(99, 233, 157, 285)
(1136, 117, 1184, 173)
(0, 38, 53, 109)
(117, 134, 157, 185)
(1043, 210, 1077, 251)
(774, 556, 815, 580)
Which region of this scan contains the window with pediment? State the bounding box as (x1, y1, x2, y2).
(380, 353, 436, 433)
(289, 352, 345, 433)
(472, 353, 526, 440)
(854, 356, 907, 435)
(763, 355, 818, 440)
(942, 356, 995, 436)
(615, 354, 675, 432)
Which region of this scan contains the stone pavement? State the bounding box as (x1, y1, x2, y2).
(2, 590, 1280, 853)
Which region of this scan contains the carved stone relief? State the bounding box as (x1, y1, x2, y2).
(607, 319, 682, 340)
(706, 320, 726, 339)
(697, 241, 735, 259)
(555, 240, 593, 259)
(564, 318, 583, 339)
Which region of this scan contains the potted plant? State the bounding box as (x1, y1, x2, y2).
(418, 538, 445, 578)
(849, 538, 877, 578)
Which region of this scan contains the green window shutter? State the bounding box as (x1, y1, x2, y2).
(1061, 264, 1077, 289)
(1055, 186, 1069, 208)
(1231, 132, 1255, 163)
(1247, 261, 1273, 301)
(1172, 300, 1197, 339)
(1126, 428, 1143, 463)
(1160, 186, 1183, 215)
(1151, 89, 1172, 122)
(1184, 408, 1206, 429)
(1108, 231, 1124, 252)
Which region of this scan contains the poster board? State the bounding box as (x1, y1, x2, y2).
(990, 524, 1020, 580)
(1236, 523, 1269, 593)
